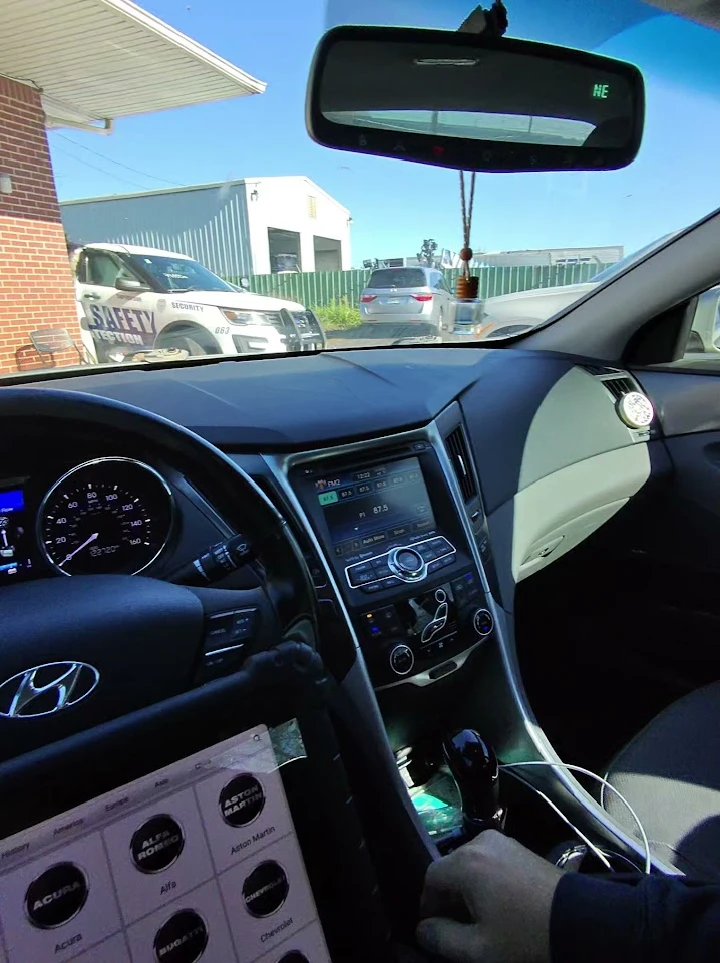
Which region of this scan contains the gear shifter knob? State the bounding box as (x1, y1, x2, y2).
(443, 729, 503, 835)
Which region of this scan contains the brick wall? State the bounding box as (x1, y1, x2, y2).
(0, 77, 82, 374)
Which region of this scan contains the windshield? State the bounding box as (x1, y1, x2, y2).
(590, 235, 675, 283)
(4, 0, 720, 371)
(128, 254, 235, 293)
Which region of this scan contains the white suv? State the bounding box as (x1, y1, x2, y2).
(73, 243, 325, 363)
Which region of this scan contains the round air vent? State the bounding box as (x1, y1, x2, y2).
(617, 391, 654, 428)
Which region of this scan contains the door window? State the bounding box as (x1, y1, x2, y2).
(684, 284, 720, 357)
(85, 251, 125, 287)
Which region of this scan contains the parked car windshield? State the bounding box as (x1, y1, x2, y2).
(4, 0, 720, 372)
(128, 255, 235, 294)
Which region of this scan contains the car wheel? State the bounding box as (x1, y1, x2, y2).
(125, 347, 191, 363)
(156, 332, 212, 357)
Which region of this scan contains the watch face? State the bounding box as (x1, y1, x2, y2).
(618, 391, 654, 428)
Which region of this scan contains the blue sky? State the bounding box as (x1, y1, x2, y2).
(49, 0, 720, 265)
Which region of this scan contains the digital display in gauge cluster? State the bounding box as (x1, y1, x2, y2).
(38, 458, 174, 577)
(0, 481, 33, 581)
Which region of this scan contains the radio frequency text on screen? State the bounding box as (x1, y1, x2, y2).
(315, 458, 436, 557)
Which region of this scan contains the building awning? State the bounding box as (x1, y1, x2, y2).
(0, 0, 266, 132)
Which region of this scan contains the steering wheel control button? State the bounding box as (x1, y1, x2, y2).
(131, 814, 185, 874)
(472, 608, 494, 638)
(617, 391, 655, 428)
(389, 644, 415, 676)
(242, 861, 289, 917)
(25, 862, 88, 929)
(204, 608, 258, 653)
(153, 908, 208, 963)
(219, 774, 266, 828)
(229, 609, 257, 642)
(204, 613, 234, 646)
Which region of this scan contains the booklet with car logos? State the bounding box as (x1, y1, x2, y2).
(0, 724, 331, 963)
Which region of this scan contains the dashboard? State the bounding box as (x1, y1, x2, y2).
(5, 348, 662, 726)
(0, 344, 672, 914)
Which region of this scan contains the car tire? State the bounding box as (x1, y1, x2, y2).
(156, 330, 214, 357)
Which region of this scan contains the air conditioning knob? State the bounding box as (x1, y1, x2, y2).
(472, 608, 494, 638)
(389, 644, 415, 676)
(388, 547, 425, 581)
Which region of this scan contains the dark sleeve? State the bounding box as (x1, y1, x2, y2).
(550, 872, 720, 963)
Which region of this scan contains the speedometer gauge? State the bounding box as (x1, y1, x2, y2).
(38, 458, 174, 576)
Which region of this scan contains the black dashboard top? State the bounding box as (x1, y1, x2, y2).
(17, 347, 572, 450)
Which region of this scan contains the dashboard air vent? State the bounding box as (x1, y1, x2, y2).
(581, 364, 622, 376)
(445, 427, 477, 503)
(602, 376, 636, 400)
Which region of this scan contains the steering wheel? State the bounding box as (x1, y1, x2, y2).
(0, 387, 317, 764)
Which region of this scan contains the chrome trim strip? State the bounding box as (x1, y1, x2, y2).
(204, 643, 245, 657)
(424, 419, 676, 875)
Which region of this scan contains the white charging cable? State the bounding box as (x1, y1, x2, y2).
(500, 767, 613, 871)
(499, 761, 652, 875)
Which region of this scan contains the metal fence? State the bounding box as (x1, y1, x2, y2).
(232, 262, 610, 308)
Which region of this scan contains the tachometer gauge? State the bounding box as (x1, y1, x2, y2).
(38, 458, 174, 576)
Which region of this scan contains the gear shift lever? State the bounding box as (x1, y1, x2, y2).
(443, 729, 505, 838)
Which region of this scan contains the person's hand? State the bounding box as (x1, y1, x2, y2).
(416, 830, 564, 963)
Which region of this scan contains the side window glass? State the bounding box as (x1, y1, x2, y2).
(74, 252, 87, 283)
(685, 284, 720, 356)
(86, 252, 122, 287)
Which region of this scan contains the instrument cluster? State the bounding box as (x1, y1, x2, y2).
(0, 457, 175, 582)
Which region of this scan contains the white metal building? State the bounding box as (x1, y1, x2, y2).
(61, 176, 352, 279)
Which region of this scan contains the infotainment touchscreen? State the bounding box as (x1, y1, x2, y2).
(315, 457, 435, 555)
(0, 725, 331, 963)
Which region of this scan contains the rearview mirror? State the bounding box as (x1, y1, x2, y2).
(115, 276, 150, 294)
(307, 26, 644, 173)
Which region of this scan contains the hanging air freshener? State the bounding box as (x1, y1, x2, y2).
(456, 170, 479, 301)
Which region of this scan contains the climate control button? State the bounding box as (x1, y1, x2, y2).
(472, 608, 494, 638)
(389, 644, 415, 676)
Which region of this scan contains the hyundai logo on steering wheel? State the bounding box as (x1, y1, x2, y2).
(0, 662, 100, 718)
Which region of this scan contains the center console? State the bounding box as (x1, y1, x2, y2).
(290, 439, 494, 689)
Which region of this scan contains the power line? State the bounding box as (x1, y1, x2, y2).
(52, 132, 183, 188)
(51, 142, 151, 190)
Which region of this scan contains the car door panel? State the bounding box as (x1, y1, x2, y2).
(78, 251, 157, 360)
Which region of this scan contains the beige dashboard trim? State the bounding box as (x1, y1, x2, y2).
(495, 443, 651, 585)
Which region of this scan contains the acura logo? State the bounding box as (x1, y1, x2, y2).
(0, 662, 99, 719)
